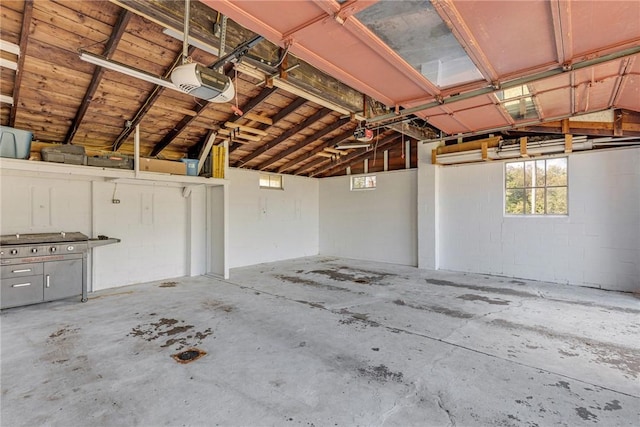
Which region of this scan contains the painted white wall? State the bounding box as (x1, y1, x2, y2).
(436, 147, 640, 292)
(91, 181, 189, 290)
(319, 169, 418, 266)
(227, 168, 319, 268)
(417, 142, 439, 270)
(0, 168, 211, 291)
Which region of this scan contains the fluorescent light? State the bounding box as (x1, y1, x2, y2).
(0, 40, 20, 55)
(0, 58, 17, 70)
(78, 51, 177, 90)
(335, 142, 372, 149)
(162, 28, 221, 56)
(0, 94, 14, 106)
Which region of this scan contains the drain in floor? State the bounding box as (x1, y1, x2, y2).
(172, 348, 207, 364)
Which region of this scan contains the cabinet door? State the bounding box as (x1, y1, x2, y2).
(1, 275, 43, 309)
(43, 258, 83, 302)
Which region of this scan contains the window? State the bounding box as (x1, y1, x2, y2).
(505, 158, 567, 215)
(351, 175, 376, 190)
(259, 173, 283, 190)
(496, 85, 538, 121)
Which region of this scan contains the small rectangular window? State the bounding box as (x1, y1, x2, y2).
(259, 173, 283, 190)
(505, 157, 567, 215)
(351, 175, 376, 190)
(496, 85, 538, 121)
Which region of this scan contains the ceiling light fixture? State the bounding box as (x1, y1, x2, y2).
(78, 51, 177, 89)
(335, 142, 372, 150)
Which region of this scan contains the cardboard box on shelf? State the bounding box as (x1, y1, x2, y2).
(140, 158, 186, 175)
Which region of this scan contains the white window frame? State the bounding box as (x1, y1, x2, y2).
(504, 157, 568, 216)
(259, 173, 283, 190)
(350, 174, 376, 191)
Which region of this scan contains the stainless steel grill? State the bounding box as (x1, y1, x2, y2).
(0, 232, 119, 309)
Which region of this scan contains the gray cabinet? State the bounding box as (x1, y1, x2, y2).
(1, 255, 85, 309)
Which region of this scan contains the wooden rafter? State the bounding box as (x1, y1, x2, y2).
(229, 95, 306, 153)
(518, 111, 640, 137)
(222, 86, 278, 152)
(150, 103, 207, 156)
(150, 67, 235, 157)
(309, 133, 401, 177)
(66, 10, 132, 144)
(113, 46, 196, 151)
(256, 116, 351, 171)
(236, 107, 332, 166)
(277, 127, 354, 174)
(8, 0, 33, 128)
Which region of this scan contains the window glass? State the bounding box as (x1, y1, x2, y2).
(505, 158, 567, 215)
(351, 175, 376, 190)
(259, 173, 283, 189)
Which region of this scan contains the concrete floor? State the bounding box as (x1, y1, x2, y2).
(1, 256, 639, 426)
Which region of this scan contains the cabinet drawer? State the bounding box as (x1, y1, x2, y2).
(1, 275, 43, 309)
(1, 263, 43, 279)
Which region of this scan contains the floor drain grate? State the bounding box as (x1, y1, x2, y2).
(172, 348, 207, 364)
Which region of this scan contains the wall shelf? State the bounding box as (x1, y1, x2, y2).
(0, 158, 228, 187)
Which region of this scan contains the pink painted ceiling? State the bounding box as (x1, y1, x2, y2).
(203, 0, 640, 136)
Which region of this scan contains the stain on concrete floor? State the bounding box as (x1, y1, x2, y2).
(491, 318, 640, 378)
(276, 274, 365, 295)
(128, 317, 213, 350)
(309, 267, 388, 285)
(426, 278, 537, 298)
(393, 298, 474, 319)
(357, 364, 404, 383)
(457, 293, 511, 305)
(159, 281, 177, 288)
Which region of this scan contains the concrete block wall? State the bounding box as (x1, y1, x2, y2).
(227, 168, 319, 269)
(0, 169, 205, 291)
(319, 170, 418, 266)
(434, 147, 640, 292)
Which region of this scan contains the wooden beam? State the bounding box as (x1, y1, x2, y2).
(518, 122, 640, 137)
(309, 134, 400, 177)
(224, 122, 269, 136)
(113, 46, 195, 151)
(197, 131, 217, 175)
(236, 107, 332, 166)
(9, 0, 33, 127)
(218, 128, 261, 142)
(229, 95, 306, 153)
(66, 9, 132, 144)
(243, 112, 272, 125)
(520, 137, 528, 158)
(291, 156, 327, 175)
(613, 109, 623, 136)
(149, 102, 208, 156)
(279, 128, 354, 174)
(152, 67, 237, 157)
(256, 116, 350, 171)
(564, 134, 573, 153)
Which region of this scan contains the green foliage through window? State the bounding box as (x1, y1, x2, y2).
(505, 158, 567, 215)
(351, 175, 376, 190)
